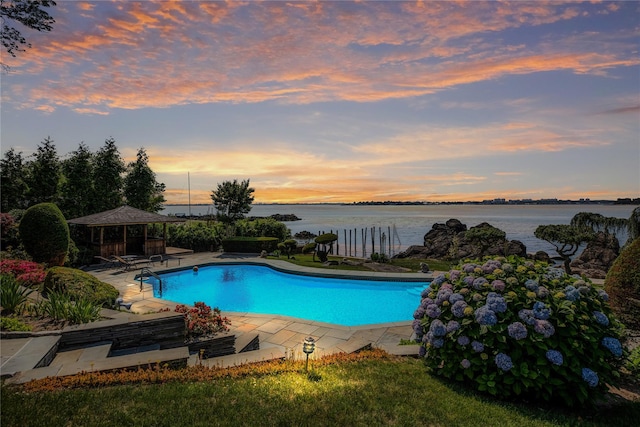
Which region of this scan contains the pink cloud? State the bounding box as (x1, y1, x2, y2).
(4, 1, 637, 113)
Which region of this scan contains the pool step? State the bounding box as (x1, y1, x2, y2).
(197, 347, 286, 368)
(378, 343, 421, 356)
(1, 335, 61, 378)
(317, 337, 372, 357)
(6, 346, 190, 385)
(235, 333, 260, 353)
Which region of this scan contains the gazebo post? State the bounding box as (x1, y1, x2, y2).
(143, 224, 148, 256)
(163, 223, 167, 253)
(123, 225, 127, 255)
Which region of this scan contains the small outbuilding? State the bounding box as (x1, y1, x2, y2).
(68, 205, 186, 258)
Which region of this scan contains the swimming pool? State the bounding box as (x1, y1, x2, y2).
(146, 264, 429, 326)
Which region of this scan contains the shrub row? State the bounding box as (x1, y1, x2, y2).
(221, 237, 279, 253)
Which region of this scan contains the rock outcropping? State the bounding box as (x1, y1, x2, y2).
(570, 232, 620, 279)
(394, 219, 527, 260)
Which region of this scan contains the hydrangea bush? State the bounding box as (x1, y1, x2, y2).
(413, 256, 625, 406)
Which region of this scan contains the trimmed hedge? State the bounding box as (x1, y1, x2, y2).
(18, 203, 69, 266)
(221, 237, 279, 253)
(43, 267, 119, 307)
(315, 233, 338, 244)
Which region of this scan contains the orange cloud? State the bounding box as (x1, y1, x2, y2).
(5, 1, 638, 112)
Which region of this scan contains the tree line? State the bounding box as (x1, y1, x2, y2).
(0, 137, 166, 219)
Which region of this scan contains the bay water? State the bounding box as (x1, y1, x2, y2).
(161, 204, 636, 257)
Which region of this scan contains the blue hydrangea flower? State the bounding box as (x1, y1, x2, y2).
(491, 280, 506, 292)
(486, 292, 507, 313)
(412, 319, 423, 336)
(471, 340, 484, 353)
(507, 322, 528, 340)
(546, 349, 564, 366)
(518, 309, 536, 326)
(464, 276, 475, 286)
(525, 279, 539, 292)
(432, 274, 446, 286)
(420, 297, 434, 309)
(462, 263, 476, 273)
(425, 304, 441, 318)
(446, 320, 460, 334)
(475, 305, 498, 326)
(534, 319, 555, 338)
(598, 289, 609, 301)
(495, 353, 513, 371)
(544, 267, 564, 280)
(449, 270, 461, 281)
(419, 346, 426, 357)
(532, 301, 551, 320)
(420, 289, 431, 299)
(431, 337, 444, 348)
(536, 286, 549, 298)
(413, 307, 425, 320)
(582, 368, 599, 387)
(429, 319, 447, 337)
(436, 288, 453, 305)
(457, 335, 470, 346)
(602, 337, 623, 357)
(593, 311, 610, 326)
(460, 359, 471, 369)
(451, 300, 468, 318)
(472, 277, 488, 290)
(449, 293, 465, 304)
(565, 285, 581, 302)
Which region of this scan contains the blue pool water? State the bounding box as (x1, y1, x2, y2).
(148, 264, 429, 326)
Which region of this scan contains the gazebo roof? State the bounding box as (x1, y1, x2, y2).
(68, 205, 186, 227)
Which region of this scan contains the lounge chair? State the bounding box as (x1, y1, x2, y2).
(112, 255, 151, 271)
(94, 256, 116, 269)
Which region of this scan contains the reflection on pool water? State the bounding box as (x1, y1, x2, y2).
(147, 264, 430, 326)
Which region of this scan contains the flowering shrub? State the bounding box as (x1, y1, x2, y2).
(175, 302, 231, 341)
(0, 259, 46, 288)
(413, 256, 625, 406)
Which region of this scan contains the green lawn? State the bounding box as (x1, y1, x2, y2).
(2, 356, 637, 427)
(269, 253, 453, 273)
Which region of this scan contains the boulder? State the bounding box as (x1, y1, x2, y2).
(533, 251, 551, 263)
(571, 232, 620, 278)
(394, 219, 526, 260)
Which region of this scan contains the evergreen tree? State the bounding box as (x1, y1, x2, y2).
(26, 136, 61, 206)
(0, 148, 29, 211)
(92, 137, 125, 212)
(211, 179, 255, 223)
(60, 142, 94, 218)
(123, 147, 165, 212)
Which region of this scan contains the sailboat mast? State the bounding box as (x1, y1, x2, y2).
(188, 172, 191, 217)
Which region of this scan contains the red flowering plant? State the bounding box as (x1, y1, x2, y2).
(0, 260, 46, 288)
(175, 301, 231, 342)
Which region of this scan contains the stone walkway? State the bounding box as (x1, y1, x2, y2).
(89, 252, 430, 359)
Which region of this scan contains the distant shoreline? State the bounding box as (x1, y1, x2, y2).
(165, 198, 639, 207)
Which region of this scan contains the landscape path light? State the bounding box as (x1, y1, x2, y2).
(302, 336, 316, 372)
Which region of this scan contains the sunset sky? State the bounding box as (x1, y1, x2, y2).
(1, 1, 638, 204)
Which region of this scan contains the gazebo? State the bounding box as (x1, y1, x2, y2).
(68, 206, 186, 258)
